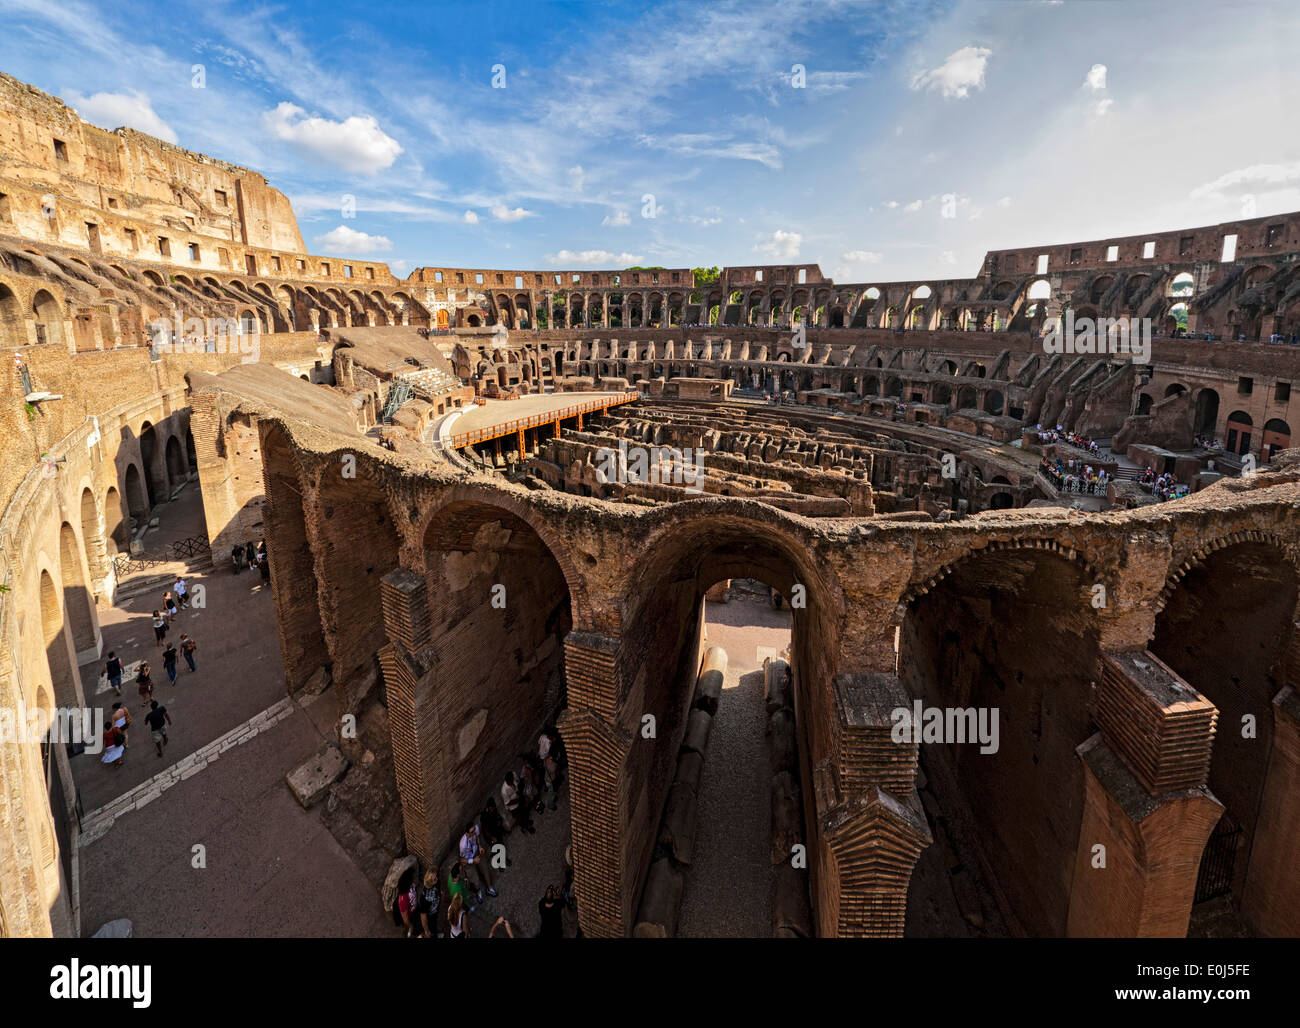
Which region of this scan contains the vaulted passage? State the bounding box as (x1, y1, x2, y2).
(900, 550, 1098, 937)
(1152, 541, 1298, 932)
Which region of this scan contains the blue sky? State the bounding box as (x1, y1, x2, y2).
(1, 0, 1298, 282)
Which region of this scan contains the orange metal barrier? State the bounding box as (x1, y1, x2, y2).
(447, 391, 638, 449)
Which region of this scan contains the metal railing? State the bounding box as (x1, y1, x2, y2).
(447, 392, 638, 449)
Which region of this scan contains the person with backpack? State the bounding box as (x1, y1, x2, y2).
(136, 662, 154, 708)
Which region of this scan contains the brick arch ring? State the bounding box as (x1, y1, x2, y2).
(1155, 529, 1297, 614)
(410, 484, 594, 632)
(900, 537, 1106, 607)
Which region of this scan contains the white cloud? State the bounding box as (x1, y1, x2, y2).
(1093, 98, 1114, 116)
(491, 204, 533, 222)
(639, 133, 782, 169)
(911, 46, 992, 100)
(602, 210, 631, 227)
(754, 229, 802, 261)
(903, 199, 923, 212)
(313, 225, 392, 254)
(842, 250, 884, 264)
(390, 259, 409, 275)
(463, 210, 479, 224)
(65, 90, 177, 143)
(263, 102, 403, 174)
(883, 200, 900, 209)
(545, 249, 644, 266)
(806, 70, 868, 94)
(1190, 161, 1300, 201)
(1085, 63, 1107, 90)
(996, 196, 1012, 207)
(568, 165, 586, 192)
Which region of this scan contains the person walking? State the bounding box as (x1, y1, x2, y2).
(100, 727, 126, 768)
(110, 701, 131, 745)
(136, 662, 154, 708)
(152, 610, 168, 648)
(258, 551, 270, 584)
(104, 651, 123, 697)
(180, 634, 197, 673)
(244, 541, 257, 570)
(144, 700, 171, 757)
(162, 642, 178, 684)
(163, 591, 178, 624)
(231, 544, 243, 575)
(502, 771, 533, 834)
(174, 576, 189, 610)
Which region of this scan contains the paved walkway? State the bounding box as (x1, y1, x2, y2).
(72, 487, 390, 938)
(677, 585, 789, 937)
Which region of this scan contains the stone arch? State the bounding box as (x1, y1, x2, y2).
(78, 486, 110, 593)
(165, 433, 186, 486)
(139, 421, 164, 506)
(38, 568, 82, 710)
(902, 538, 1104, 606)
(123, 462, 148, 527)
(0, 282, 24, 346)
(31, 289, 64, 346)
(1151, 535, 1299, 932)
(103, 485, 127, 553)
(58, 522, 96, 656)
(900, 546, 1101, 936)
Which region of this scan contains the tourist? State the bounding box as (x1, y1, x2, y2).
(395, 866, 419, 938)
(417, 870, 441, 939)
(521, 760, 543, 815)
(162, 642, 178, 684)
(489, 917, 514, 938)
(105, 651, 123, 697)
(110, 701, 131, 745)
(101, 727, 126, 768)
(503, 771, 533, 833)
(163, 591, 178, 623)
(174, 576, 188, 609)
(459, 822, 497, 900)
(537, 885, 564, 938)
(544, 752, 560, 810)
(152, 610, 168, 647)
(244, 541, 257, 570)
(231, 544, 243, 575)
(562, 844, 576, 910)
(136, 662, 154, 708)
(447, 894, 469, 939)
(480, 798, 508, 851)
(180, 634, 198, 673)
(144, 699, 171, 757)
(447, 861, 475, 914)
(258, 551, 270, 584)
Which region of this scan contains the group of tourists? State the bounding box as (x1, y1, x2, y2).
(1193, 434, 1222, 450)
(1035, 424, 1101, 456)
(98, 698, 173, 766)
(1139, 467, 1187, 502)
(99, 574, 198, 768)
(1040, 457, 1110, 495)
(393, 726, 574, 939)
(230, 539, 270, 583)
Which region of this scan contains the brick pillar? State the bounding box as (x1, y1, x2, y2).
(1067, 734, 1222, 936)
(1239, 686, 1300, 936)
(378, 568, 443, 867)
(555, 631, 633, 937)
(815, 672, 931, 937)
(1066, 650, 1224, 936)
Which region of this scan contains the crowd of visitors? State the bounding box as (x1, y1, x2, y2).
(392, 724, 575, 939)
(1139, 467, 1188, 502)
(230, 539, 270, 583)
(1034, 424, 1101, 455)
(1040, 456, 1110, 495)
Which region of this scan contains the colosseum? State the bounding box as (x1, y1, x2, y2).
(1, 70, 1297, 941)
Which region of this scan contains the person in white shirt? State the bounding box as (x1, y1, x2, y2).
(458, 822, 497, 900)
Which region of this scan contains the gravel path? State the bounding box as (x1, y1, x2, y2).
(677, 587, 790, 937)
